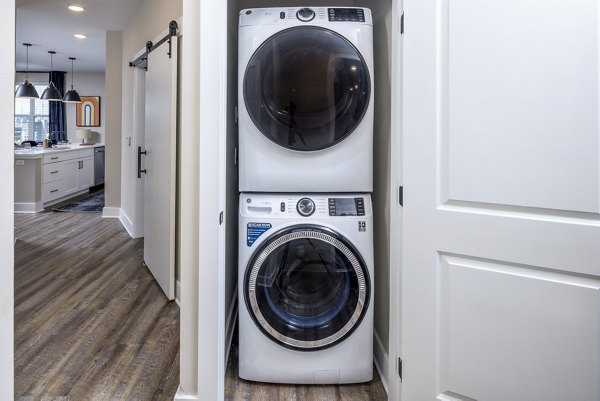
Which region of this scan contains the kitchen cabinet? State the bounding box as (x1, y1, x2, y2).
(42, 148, 95, 204)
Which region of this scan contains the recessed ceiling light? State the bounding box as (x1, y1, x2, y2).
(74, 33, 87, 39)
(68, 5, 85, 12)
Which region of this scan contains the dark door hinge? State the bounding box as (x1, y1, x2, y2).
(401, 12, 404, 35)
(398, 358, 403, 381)
(399, 186, 403, 207)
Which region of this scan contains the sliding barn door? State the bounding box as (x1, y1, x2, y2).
(402, 1, 600, 400)
(143, 37, 178, 300)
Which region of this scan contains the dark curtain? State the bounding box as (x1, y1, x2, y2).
(48, 71, 66, 141)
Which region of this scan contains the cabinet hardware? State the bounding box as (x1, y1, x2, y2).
(399, 186, 403, 206)
(51, 171, 59, 174)
(50, 189, 58, 193)
(51, 157, 59, 160)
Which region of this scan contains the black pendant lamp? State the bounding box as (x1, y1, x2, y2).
(63, 57, 82, 103)
(15, 43, 39, 99)
(41, 50, 62, 101)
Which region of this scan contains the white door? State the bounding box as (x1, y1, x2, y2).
(402, 1, 600, 400)
(143, 37, 178, 300)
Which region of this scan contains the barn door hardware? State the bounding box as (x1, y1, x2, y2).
(129, 20, 179, 70)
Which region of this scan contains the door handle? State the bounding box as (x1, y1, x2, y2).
(138, 146, 147, 178)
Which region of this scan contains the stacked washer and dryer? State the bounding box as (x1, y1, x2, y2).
(238, 6, 375, 384)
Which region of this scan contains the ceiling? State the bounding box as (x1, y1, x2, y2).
(16, 0, 144, 73)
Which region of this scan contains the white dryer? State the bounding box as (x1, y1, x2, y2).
(238, 7, 374, 192)
(238, 193, 374, 384)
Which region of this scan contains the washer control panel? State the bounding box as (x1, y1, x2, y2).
(328, 197, 365, 216)
(241, 194, 372, 218)
(328, 8, 365, 22)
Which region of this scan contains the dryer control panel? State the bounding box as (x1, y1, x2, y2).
(328, 8, 365, 22)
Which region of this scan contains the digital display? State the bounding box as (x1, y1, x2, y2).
(334, 198, 357, 216)
(328, 8, 365, 22)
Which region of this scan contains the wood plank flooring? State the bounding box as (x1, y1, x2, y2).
(14, 211, 179, 401)
(224, 342, 388, 401)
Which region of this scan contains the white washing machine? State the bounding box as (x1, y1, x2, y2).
(238, 7, 374, 192)
(238, 193, 374, 384)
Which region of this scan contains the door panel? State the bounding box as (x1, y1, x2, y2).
(442, 0, 599, 213)
(402, 1, 600, 400)
(143, 36, 178, 300)
(78, 156, 94, 189)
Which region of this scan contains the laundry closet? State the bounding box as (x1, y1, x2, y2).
(221, 0, 397, 394)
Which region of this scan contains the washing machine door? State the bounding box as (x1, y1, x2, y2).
(244, 225, 370, 351)
(244, 26, 371, 151)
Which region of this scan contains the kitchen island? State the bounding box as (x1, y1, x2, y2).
(14, 144, 105, 213)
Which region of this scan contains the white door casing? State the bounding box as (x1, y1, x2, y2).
(143, 36, 178, 300)
(402, 1, 600, 400)
(132, 66, 146, 239)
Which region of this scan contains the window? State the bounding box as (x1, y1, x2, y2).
(14, 83, 50, 144)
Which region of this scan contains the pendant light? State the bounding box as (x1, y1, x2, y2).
(15, 43, 39, 99)
(63, 57, 82, 103)
(41, 51, 62, 101)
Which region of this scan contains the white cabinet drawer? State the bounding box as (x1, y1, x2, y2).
(42, 164, 64, 183)
(43, 180, 65, 202)
(43, 148, 94, 164)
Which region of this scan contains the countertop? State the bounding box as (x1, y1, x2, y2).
(14, 143, 105, 159)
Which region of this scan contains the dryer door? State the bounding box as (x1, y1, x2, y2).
(244, 225, 370, 351)
(244, 26, 371, 151)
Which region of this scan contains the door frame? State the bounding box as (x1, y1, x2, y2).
(1, 0, 15, 397)
(388, 0, 403, 400)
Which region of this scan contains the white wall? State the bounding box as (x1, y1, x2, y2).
(105, 31, 123, 209)
(1, 0, 15, 398)
(65, 72, 106, 144)
(119, 0, 182, 224)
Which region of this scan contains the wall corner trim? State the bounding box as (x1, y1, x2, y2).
(102, 207, 121, 218)
(374, 330, 390, 396)
(174, 386, 198, 400)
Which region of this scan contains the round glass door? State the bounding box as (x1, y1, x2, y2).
(244, 225, 370, 351)
(244, 26, 371, 151)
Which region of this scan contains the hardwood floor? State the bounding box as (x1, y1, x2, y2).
(224, 342, 388, 401)
(14, 211, 179, 401)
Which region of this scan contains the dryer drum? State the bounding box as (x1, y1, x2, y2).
(244, 26, 371, 151)
(244, 225, 370, 351)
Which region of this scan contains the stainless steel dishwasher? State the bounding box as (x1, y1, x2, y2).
(94, 146, 105, 186)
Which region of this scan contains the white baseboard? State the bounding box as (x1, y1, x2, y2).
(174, 385, 198, 400)
(374, 330, 390, 397)
(225, 287, 238, 370)
(118, 209, 135, 238)
(14, 202, 43, 213)
(175, 279, 181, 306)
(102, 207, 120, 218)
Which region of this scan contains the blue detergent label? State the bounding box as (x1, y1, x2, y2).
(247, 222, 272, 247)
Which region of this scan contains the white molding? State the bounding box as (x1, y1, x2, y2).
(14, 202, 43, 214)
(102, 207, 120, 218)
(174, 386, 198, 401)
(118, 209, 138, 238)
(175, 279, 181, 306)
(388, 1, 404, 400)
(374, 330, 390, 397)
